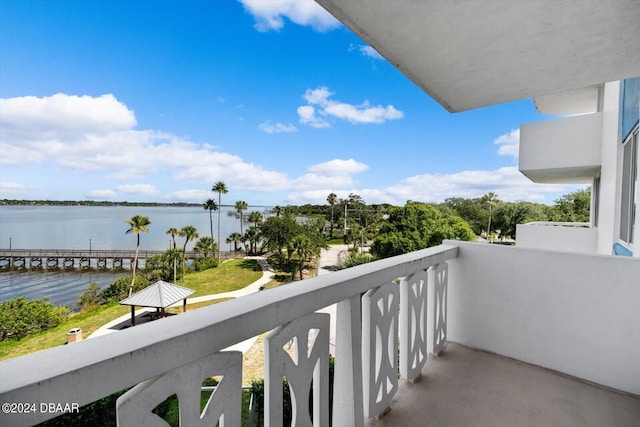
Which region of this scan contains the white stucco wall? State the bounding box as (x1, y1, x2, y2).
(519, 112, 602, 183)
(516, 223, 598, 254)
(444, 240, 640, 394)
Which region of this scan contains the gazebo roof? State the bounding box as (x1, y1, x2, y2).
(119, 280, 195, 309)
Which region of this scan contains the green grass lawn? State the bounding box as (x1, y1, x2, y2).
(0, 301, 129, 360)
(326, 236, 346, 245)
(0, 259, 263, 361)
(181, 258, 262, 296)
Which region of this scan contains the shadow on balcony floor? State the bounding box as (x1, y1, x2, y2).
(366, 343, 640, 427)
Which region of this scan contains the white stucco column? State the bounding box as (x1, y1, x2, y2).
(596, 81, 620, 255)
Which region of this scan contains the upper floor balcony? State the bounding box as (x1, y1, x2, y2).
(1, 241, 639, 426)
(516, 221, 598, 254)
(519, 113, 602, 184)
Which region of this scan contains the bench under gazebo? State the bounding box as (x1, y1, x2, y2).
(119, 280, 196, 326)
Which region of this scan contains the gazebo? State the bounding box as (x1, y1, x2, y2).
(119, 280, 196, 326)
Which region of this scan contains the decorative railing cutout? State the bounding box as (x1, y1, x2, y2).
(116, 351, 242, 426)
(428, 263, 448, 355)
(399, 270, 428, 381)
(362, 282, 399, 419)
(265, 313, 330, 427)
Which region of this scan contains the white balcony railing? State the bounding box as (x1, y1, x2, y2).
(0, 245, 457, 426)
(2, 241, 639, 426)
(516, 221, 598, 253)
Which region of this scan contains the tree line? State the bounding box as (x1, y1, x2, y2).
(442, 188, 590, 241)
(141, 186, 590, 268)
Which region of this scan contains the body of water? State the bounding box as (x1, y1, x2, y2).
(0, 204, 270, 307)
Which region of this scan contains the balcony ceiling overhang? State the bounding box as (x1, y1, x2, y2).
(315, 0, 640, 112)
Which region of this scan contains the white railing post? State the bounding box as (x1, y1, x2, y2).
(427, 263, 448, 355)
(116, 351, 242, 426)
(264, 313, 330, 427)
(399, 270, 429, 381)
(362, 282, 399, 419)
(332, 295, 365, 427)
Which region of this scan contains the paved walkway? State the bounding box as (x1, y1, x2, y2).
(316, 244, 349, 354)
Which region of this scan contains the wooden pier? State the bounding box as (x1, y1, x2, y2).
(0, 249, 198, 270)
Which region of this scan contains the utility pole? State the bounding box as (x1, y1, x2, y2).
(344, 203, 348, 235)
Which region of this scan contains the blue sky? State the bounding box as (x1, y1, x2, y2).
(0, 0, 580, 206)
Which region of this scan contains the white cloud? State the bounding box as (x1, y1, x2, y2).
(291, 158, 369, 191)
(494, 128, 520, 159)
(0, 143, 46, 165)
(303, 86, 332, 105)
(166, 189, 212, 200)
(384, 167, 551, 203)
(0, 93, 135, 136)
(239, 0, 339, 32)
(86, 189, 116, 199)
(285, 189, 346, 205)
(0, 182, 26, 197)
(0, 94, 291, 193)
(308, 158, 369, 175)
(297, 105, 330, 128)
(298, 87, 403, 127)
(292, 174, 356, 190)
(285, 166, 577, 206)
(259, 121, 298, 134)
(325, 102, 403, 124)
(360, 45, 383, 60)
(116, 184, 160, 195)
(348, 44, 385, 61)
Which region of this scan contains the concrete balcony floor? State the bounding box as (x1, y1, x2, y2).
(366, 343, 640, 427)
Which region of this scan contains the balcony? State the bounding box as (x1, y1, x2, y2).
(519, 113, 602, 183)
(516, 222, 598, 254)
(1, 241, 639, 426)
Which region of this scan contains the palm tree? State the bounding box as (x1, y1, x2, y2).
(291, 234, 316, 280)
(125, 215, 151, 297)
(226, 232, 242, 252)
(202, 199, 218, 244)
(482, 192, 498, 243)
(179, 225, 199, 281)
(194, 236, 214, 258)
(327, 192, 337, 237)
(166, 248, 182, 283)
(235, 200, 248, 235)
(346, 224, 364, 250)
(272, 205, 284, 217)
(244, 226, 260, 254)
(247, 210, 263, 228)
(165, 227, 180, 283)
(212, 181, 228, 261)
